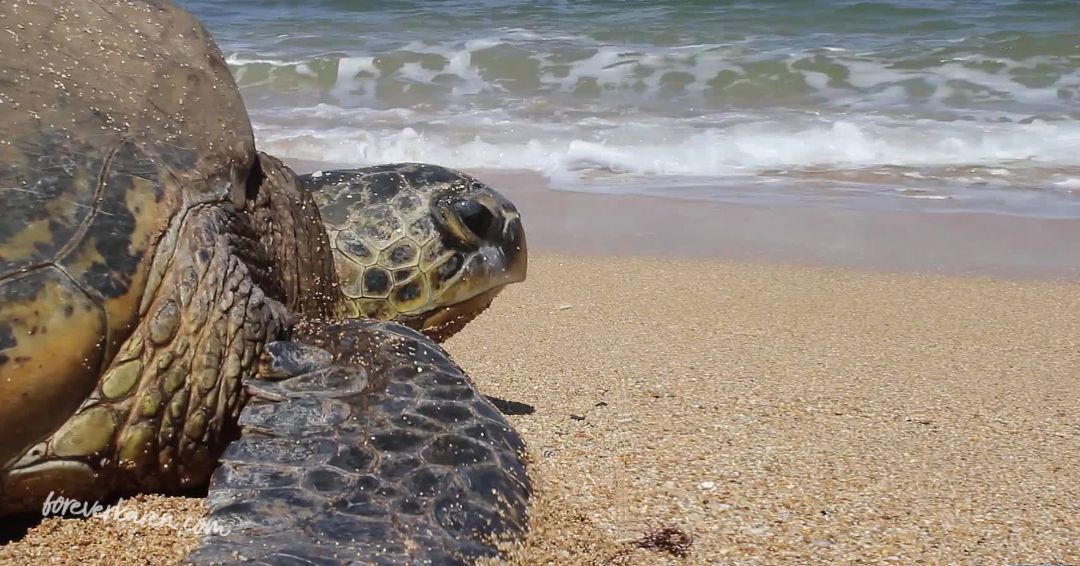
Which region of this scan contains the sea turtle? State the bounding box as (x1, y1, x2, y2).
(0, 1, 530, 563)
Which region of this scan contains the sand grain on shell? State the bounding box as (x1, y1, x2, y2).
(2, 254, 1078, 564)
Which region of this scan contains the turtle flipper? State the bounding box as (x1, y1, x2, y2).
(187, 320, 530, 565)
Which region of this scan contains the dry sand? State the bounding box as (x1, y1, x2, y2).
(2, 253, 1078, 564)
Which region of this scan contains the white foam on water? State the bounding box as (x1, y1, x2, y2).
(220, 28, 1080, 217)
(196, 0, 1080, 217)
(224, 34, 1080, 110)
(332, 56, 378, 98)
(901, 194, 951, 200)
(226, 54, 307, 66)
(253, 110, 1080, 184)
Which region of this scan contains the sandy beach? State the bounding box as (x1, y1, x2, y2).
(2, 245, 1078, 564)
(5, 0, 1080, 562)
(3, 164, 1079, 565)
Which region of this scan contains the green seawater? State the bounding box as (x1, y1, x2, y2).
(181, 1, 1080, 217)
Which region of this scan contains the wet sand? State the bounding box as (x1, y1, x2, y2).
(1, 169, 1078, 564)
(293, 160, 1080, 279)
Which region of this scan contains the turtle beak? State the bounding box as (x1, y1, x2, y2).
(412, 188, 526, 341)
(480, 187, 527, 285)
(416, 287, 502, 342)
(499, 209, 528, 285)
(438, 188, 528, 290)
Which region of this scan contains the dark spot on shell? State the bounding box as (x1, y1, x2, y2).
(310, 186, 353, 225)
(330, 498, 388, 518)
(379, 455, 422, 479)
(423, 434, 493, 466)
(307, 513, 394, 543)
(406, 467, 450, 498)
(302, 467, 351, 494)
(355, 475, 380, 492)
(420, 371, 470, 389)
(374, 484, 401, 499)
(75, 141, 160, 299)
(338, 232, 372, 261)
(416, 402, 473, 424)
(424, 386, 472, 400)
(220, 437, 337, 466)
(435, 253, 463, 285)
(0, 324, 16, 349)
(394, 192, 421, 213)
(360, 206, 402, 242)
(0, 131, 101, 275)
(407, 216, 436, 240)
(263, 341, 333, 379)
(403, 164, 462, 187)
(363, 268, 390, 296)
(249, 488, 323, 513)
(397, 496, 424, 515)
(393, 281, 421, 303)
(327, 445, 375, 473)
(391, 412, 441, 432)
(360, 172, 404, 204)
(385, 243, 416, 265)
(370, 430, 424, 452)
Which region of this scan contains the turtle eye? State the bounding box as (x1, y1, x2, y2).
(450, 199, 495, 242)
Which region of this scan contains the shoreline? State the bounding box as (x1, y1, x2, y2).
(287, 159, 1080, 280)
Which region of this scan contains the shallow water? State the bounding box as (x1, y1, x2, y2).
(181, 0, 1080, 217)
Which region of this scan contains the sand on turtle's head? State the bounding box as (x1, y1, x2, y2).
(303, 163, 527, 341)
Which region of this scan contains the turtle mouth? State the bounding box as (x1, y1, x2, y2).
(398, 213, 525, 342)
(401, 287, 503, 343)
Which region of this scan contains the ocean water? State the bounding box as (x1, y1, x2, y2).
(180, 0, 1080, 217)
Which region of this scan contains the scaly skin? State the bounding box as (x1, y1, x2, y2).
(302, 162, 527, 334)
(0, 4, 530, 561)
(190, 320, 531, 564)
(3, 204, 286, 508)
(0, 0, 254, 506)
(0, 152, 526, 513)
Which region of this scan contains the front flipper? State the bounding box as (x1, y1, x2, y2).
(187, 320, 530, 565)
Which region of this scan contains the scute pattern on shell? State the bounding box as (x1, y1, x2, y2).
(189, 320, 529, 565)
(0, 0, 254, 471)
(1, 3, 531, 563)
(301, 163, 527, 325)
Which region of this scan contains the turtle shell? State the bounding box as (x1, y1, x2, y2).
(0, 1, 255, 467)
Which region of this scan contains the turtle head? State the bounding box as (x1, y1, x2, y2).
(305, 164, 527, 342)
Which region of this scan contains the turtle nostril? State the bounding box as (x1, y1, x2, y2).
(452, 199, 496, 241)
